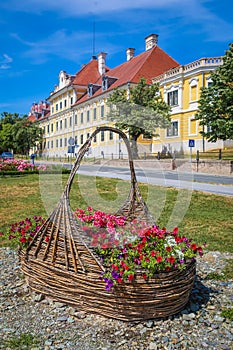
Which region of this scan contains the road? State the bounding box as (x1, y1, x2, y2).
(76, 163, 233, 197)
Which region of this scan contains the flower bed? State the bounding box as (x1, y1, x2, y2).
(0, 159, 70, 175)
(0, 159, 46, 174)
(1, 207, 204, 294)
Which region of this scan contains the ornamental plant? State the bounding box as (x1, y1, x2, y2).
(0, 159, 47, 173)
(74, 207, 204, 292)
(0, 216, 45, 248)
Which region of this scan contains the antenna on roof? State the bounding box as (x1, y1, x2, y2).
(92, 21, 96, 58)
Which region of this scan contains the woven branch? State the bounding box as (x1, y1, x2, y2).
(19, 126, 195, 321)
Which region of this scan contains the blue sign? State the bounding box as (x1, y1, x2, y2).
(68, 146, 75, 153)
(189, 139, 195, 148)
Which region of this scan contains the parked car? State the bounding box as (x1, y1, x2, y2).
(1, 151, 14, 160)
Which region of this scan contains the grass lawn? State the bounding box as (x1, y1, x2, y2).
(0, 173, 233, 253)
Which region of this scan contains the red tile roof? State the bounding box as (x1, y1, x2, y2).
(75, 45, 179, 105)
(73, 58, 109, 86)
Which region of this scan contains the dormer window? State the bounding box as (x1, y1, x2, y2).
(88, 83, 93, 97)
(102, 76, 108, 91)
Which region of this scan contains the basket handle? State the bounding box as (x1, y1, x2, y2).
(64, 126, 137, 197)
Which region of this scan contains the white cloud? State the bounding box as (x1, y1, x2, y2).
(0, 54, 13, 69)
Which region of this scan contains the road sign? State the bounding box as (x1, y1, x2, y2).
(68, 146, 75, 153)
(189, 139, 195, 148)
(68, 137, 75, 146)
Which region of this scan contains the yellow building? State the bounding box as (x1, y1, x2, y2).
(152, 57, 223, 155)
(35, 35, 225, 158)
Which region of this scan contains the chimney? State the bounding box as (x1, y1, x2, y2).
(126, 48, 135, 61)
(145, 34, 158, 51)
(98, 52, 107, 75)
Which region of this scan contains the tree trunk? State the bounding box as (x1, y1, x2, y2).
(130, 135, 139, 159)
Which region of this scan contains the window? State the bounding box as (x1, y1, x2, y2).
(80, 134, 83, 144)
(52, 106, 54, 114)
(100, 105, 105, 118)
(109, 130, 113, 140)
(81, 112, 84, 123)
(64, 99, 67, 108)
(56, 121, 58, 131)
(101, 130, 105, 141)
(190, 86, 197, 101)
(167, 90, 178, 106)
(70, 97, 73, 105)
(51, 140, 53, 148)
(75, 136, 77, 145)
(51, 123, 54, 132)
(56, 104, 58, 111)
(87, 110, 90, 123)
(60, 101, 62, 109)
(93, 135, 97, 143)
(47, 125, 50, 133)
(56, 139, 58, 147)
(75, 114, 77, 125)
(70, 116, 72, 127)
(102, 76, 108, 91)
(167, 121, 178, 137)
(47, 141, 50, 149)
(60, 138, 62, 147)
(64, 119, 67, 128)
(93, 108, 97, 120)
(64, 138, 67, 147)
(43, 126, 46, 134)
(189, 119, 197, 135)
(60, 120, 62, 130)
(88, 84, 93, 97)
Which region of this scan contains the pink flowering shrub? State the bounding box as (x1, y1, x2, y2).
(0, 159, 47, 173)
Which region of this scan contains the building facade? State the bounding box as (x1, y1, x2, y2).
(151, 57, 225, 155)
(33, 34, 226, 158)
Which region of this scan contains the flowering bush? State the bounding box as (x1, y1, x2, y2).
(0, 216, 45, 248)
(74, 207, 204, 291)
(0, 159, 47, 173)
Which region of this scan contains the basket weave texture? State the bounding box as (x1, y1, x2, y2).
(19, 126, 196, 321)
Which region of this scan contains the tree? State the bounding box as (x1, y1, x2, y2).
(107, 78, 171, 158)
(196, 43, 233, 142)
(12, 118, 43, 155)
(0, 112, 43, 154)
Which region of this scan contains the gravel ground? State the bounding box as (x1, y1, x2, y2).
(0, 247, 232, 350)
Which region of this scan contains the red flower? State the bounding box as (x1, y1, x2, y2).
(117, 277, 123, 283)
(19, 237, 27, 243)
(173, 227, 178, 235)
(156, 256, 163, 263)
(165, 266, 171, 271)
(45, 236, 50, 242)
(128, 274, 134, 281)
(166, 246, 172, 252)
(168, 256, 175, 264)
(142, 273, 147, 280)
(150, 250, 156, 257)
(191, 243, 197, 251)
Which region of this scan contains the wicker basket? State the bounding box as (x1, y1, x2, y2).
(19, 126, 196, 321)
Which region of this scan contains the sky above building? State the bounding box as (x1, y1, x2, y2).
(0, 0, 232, 116)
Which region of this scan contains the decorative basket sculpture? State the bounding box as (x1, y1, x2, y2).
(19, 126, 196, 321)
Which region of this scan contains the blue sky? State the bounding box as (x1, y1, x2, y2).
(0, 0, 232, 116)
